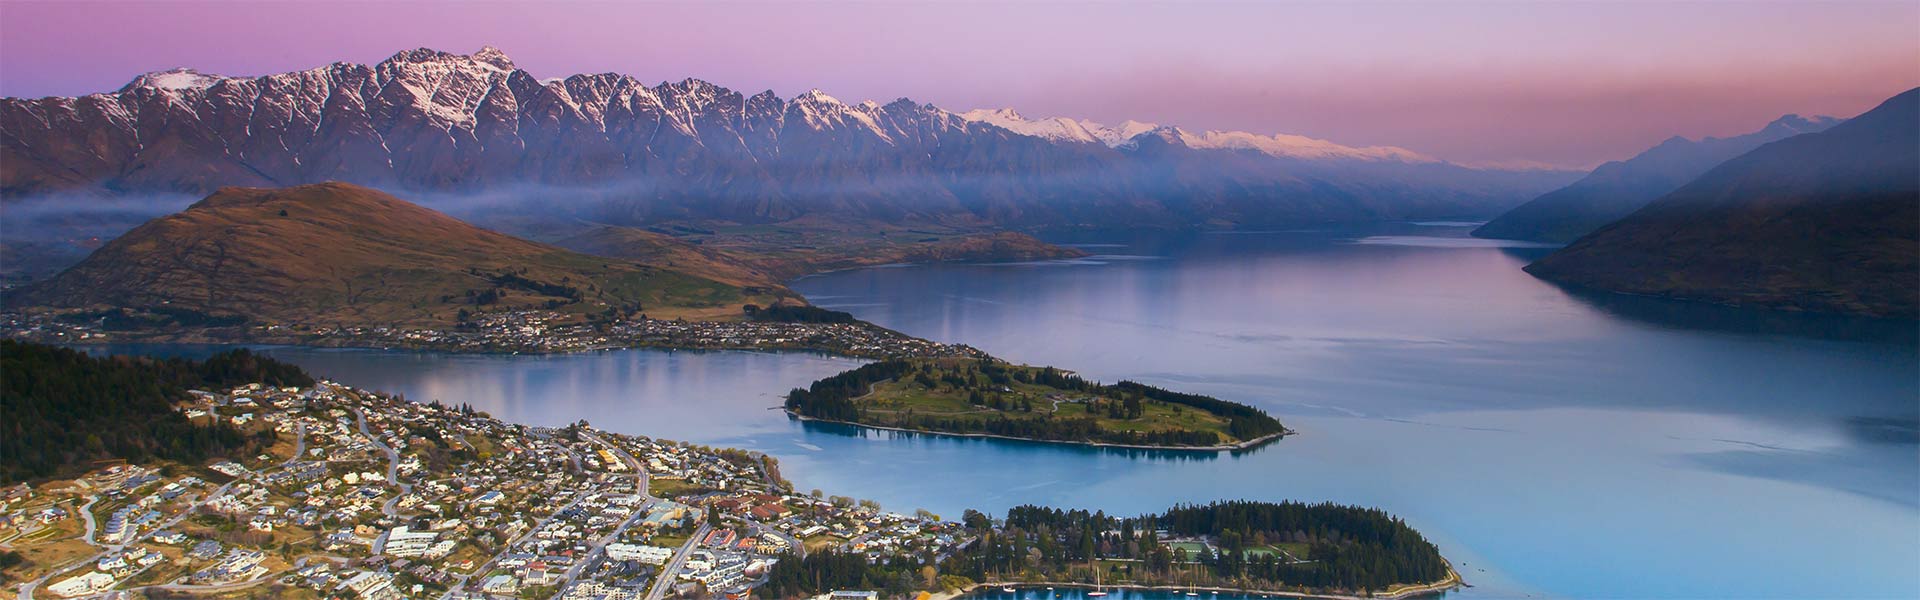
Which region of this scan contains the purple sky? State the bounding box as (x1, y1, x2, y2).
(3, 1, 1915, 168)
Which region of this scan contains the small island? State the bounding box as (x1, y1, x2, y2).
(784, 358, 1290, 450)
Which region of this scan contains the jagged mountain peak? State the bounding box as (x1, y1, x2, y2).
(381, 46, 514, 73)
(119, 68, 226, 93)
(471, 45, 515, 70)
(794, 88, 844, 105)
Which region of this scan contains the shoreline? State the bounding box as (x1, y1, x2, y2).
(786, 410, 1290, 453)
(926, 567, 1461, 600)
(24, 332, 887, 359)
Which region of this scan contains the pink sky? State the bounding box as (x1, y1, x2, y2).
(2, 1, 1914, 168)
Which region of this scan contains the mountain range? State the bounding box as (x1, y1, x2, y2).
(1526, 88, 1919, 318)
(1, 46, 1576, 229)
(1474, 114, 1843, 243)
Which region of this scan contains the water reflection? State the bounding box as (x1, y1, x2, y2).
(78, 226, 1920, 598)
(794, 419, 1260, 462)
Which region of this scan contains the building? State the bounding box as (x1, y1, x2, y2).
(383, 526, 439, 557)
(47, 572, 115, 597)
(605, 543, 674, 564)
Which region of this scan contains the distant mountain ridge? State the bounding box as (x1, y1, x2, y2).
(0, 46, 1576, 229)
(1526, 88, 1919, 318)
(1473, 114, 1843, 243)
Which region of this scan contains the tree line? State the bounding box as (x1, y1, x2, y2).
(759, 500, 1448, 598)
(745, 304, 857, 324)
(0, 341, 306, 484)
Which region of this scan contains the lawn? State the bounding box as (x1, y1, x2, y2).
(647, 477, 705, 498)
(1165, 541, 1211, 560)
(802, 534, 847, 552)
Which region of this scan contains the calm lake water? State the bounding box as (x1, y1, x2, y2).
(99, 224, 1920, 598)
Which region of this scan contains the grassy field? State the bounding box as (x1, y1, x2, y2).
(802, 534, 847, 553)
(1244, 542, 1312, 561)
(647, 477, 706, 498)
(1166, 541, 1212, 558)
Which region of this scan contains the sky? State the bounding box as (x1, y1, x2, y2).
(2, 1, 1915, 169)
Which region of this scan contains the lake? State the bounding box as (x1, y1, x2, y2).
(96, 223, 1920, 598)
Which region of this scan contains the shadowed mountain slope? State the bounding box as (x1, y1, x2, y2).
(1474, 115, 1841, 243)
(1526, 88, 1919, 318)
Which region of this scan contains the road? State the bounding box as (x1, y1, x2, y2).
(286, 421, 307, 466)
(352, 407, 412, 517)
(75, 496, 99, 547)
(553, 431, 659, 592)
(644, 523, 711, 600)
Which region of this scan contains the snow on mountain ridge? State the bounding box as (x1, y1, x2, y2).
(958, 108, 1102, 144)
(958, 107, 1434, 162)
(99, 47, 1434, 164)
(120, 68, 227, 92)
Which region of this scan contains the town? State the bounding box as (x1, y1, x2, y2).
(0, 310, 990, 361)
(0, 379, 975, 600)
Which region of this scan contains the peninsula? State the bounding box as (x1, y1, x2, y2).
(784, 358, 1289, 451)
(1, 340, 1451, 600)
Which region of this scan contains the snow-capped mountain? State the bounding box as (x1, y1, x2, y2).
(1, 46, 1576, 227)
(956, 108, 1434, 162)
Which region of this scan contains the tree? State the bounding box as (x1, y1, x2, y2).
(962, 509, 992, 532)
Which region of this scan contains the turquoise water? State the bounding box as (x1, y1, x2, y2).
(97, 224, 1920, 598)
(968, 588, 1286, 600)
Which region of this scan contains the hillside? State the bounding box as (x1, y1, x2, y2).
(1473, 114, 1841, 243)
(556, 223, 1086, 283)
(0, 340, 307, 483)
(10, 183, 788, 328)
(1526, 88, 1919, 318)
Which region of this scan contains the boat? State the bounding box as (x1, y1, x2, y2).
(1087, 562, 1108, 597)
(1002, 586, 1017, 593)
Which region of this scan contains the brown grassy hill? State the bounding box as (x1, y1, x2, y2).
(558, 222, 1086, 283)
(13, 183, 789, 327)
(555, 226, 788, 288)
